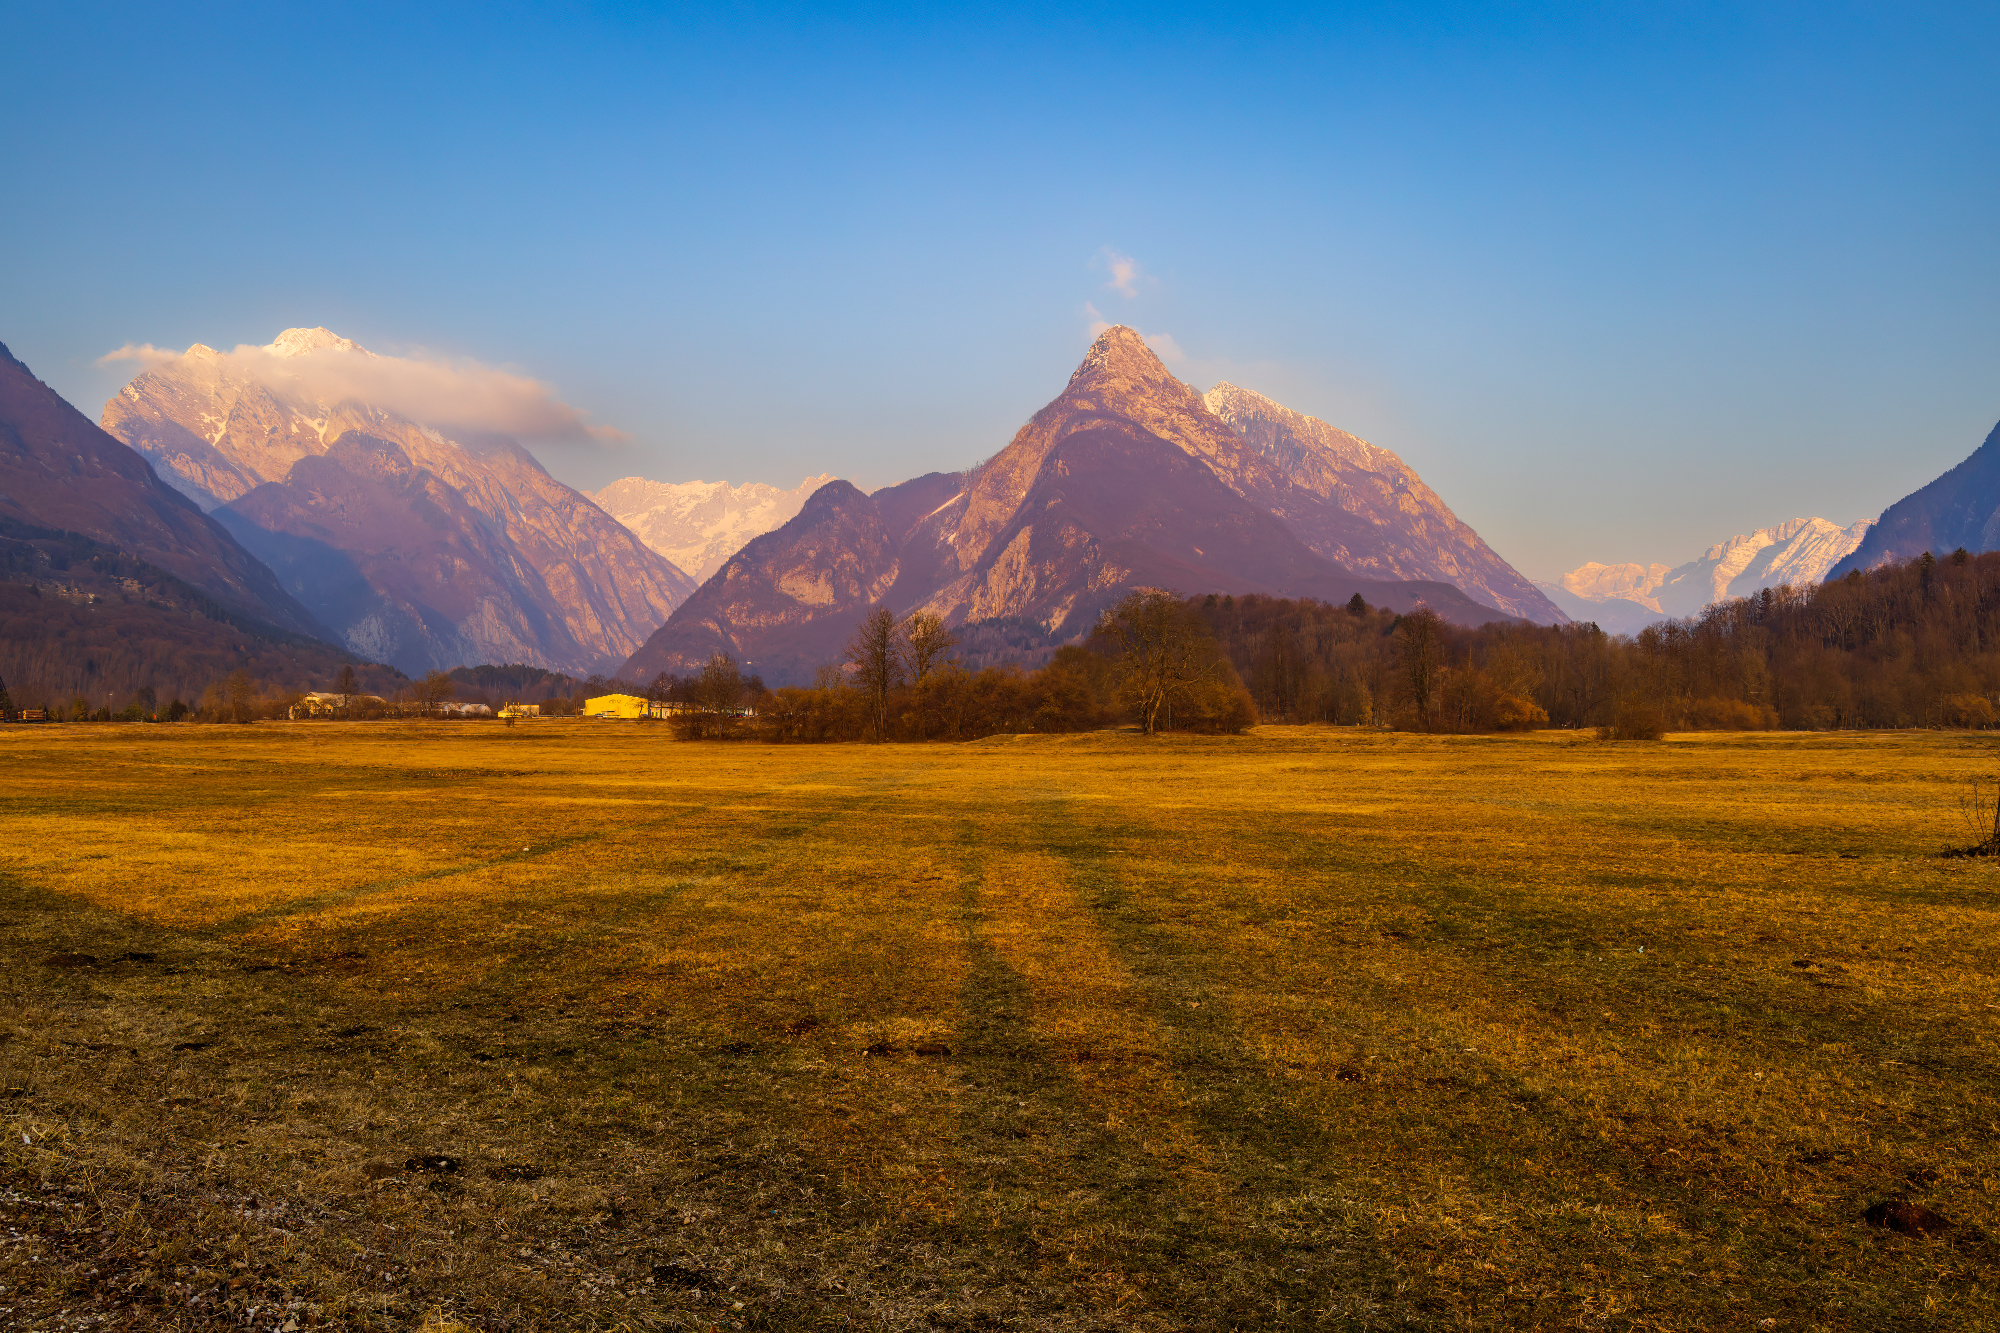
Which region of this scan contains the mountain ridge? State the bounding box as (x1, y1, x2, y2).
(1827, 420, 2000, 579)
(101, 329, 696, 675)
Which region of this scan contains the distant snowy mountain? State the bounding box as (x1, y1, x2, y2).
(592, 473, 835, 583)
(1552, 517, 1871, 630)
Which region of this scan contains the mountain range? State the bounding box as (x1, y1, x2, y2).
(592, 473, 835, 582)
(101, 329, 695, 675)
(621, 327, 1550, 685)
(1544, 516, 1871, 632)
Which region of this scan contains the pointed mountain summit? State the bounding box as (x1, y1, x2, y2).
(102, 329, 695, 674)
(621, 327, 1524, 685)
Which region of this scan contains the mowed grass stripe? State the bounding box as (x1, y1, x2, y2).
(1030, 737, 2000, 1327)
(4, 724, 2000, 1331)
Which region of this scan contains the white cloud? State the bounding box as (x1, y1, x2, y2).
(99, 331, 627, 443)
(1093, 247, 1146, 297)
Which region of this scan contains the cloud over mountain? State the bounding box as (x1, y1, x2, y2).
(100, 329, 625, 442)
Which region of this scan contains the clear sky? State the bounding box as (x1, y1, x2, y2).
(3, 2, 1996, 580)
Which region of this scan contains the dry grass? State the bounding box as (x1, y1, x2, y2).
(2, 720, 1998, 1331)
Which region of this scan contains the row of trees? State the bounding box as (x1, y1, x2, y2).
(1203, 548, 2000, 733)
(667, 592, 1255, 743)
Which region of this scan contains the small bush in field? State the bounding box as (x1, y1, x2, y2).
(1492, 694, 1549, 730)
(1691, 697, 1774, 730)
(1599, 698, 1667, 741)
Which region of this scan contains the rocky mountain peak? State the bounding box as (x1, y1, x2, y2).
(1064, 325, 1186, 401)
(1202, 381, 1272, 416)
(267, 327, 366, 358)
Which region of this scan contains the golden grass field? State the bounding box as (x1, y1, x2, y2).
(3, 721, 1998, 1332)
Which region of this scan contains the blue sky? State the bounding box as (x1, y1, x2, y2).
(3, 2, 1996, 579)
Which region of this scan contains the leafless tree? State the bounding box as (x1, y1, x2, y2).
(413, 669, 455, 717)
(846, 605, 902, 742)
(1398, 607, 1443, 730)
(1098, 590, 1212, 735)
(327, 664, 357, 719)
(698, 652, 744, 714)
(901, 610, 959, 739)
(226, 670, 254, 724)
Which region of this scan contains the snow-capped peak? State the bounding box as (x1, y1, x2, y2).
(266, 327, 368, 358)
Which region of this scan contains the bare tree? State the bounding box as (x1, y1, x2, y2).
(332, 663, 359, 718)
(1398, 607, 1443, 730)
(225, 670, 254, 724)
(414, 669, 455, 717)
(846, 605, 902, 742)
(901, 611, 958, 739)
(698, 652, 744, 714)
(1098, 590, 1212, 735)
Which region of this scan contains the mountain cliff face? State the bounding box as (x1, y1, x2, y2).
(0, 339, 322, 637)
(1549, 516, 1872, 632)
(1827, 420, 2000, 579)
(101, 329, 695, 674)
(1200, 383, 1562, 622)
(622, 328, 1519, 684)
(592, 473, 836, 582)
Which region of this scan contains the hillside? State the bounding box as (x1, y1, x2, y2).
(1828, 419, 2000, 578)
(0, 515, 398, 711)
(0, 340, 323, 637)
(1201, 383, 1561, 621)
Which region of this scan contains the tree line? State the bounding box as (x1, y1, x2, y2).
(1208, 548, 2000, 733)
(655, 592, 1255, 742)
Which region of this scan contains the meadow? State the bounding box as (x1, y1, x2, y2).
(2, 721, 1997, 1332)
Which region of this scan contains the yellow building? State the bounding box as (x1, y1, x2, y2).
(497, 702, 541, 719)
(584, 693, 653, 720)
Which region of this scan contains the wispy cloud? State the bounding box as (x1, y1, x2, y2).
(100, 332, 627, 443)
(1080, 304, 1185, 364)
(1093, 247, 1147, 297)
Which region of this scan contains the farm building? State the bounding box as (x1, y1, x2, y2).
(585, 693, 653, 720)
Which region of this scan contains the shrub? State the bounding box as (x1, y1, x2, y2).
(1598, 698, 1667, 741)
(1942, 694, 1997, 728)
(1491, 694, 1549, 730)
(1690, 697, 1775, 730)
